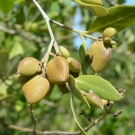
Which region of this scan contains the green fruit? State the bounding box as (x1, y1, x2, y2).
(67, 57, 81, 73)
(103, 27, 117, 38)
(81, 0, 102, 5)
(22, 75, 50, 104)
(46, 56, 69, 84)
(84, 90, 104, 109)
(59, 46, 70, 59)
(87, 40, 111, 73)
(58, 82, 70, 94)
(17, 57, 39, 76)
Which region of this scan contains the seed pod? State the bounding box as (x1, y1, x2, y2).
(46, 56, 69, 84)
(59, 46, 70, 59)
(58, 82, 70, 94)
(82, 0, 102, 5)
(22, 75, 50, 104)
(17, 57, 40, 76)
(84, 91, 104, 109)
(67, 57, 81, 73)
(87, 40, 111, 73)
(103, 27, 117, 38)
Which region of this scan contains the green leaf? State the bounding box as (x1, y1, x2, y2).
(111, 38, 123, 48)
(49, 2, 59, 18)
(69, 75, 90, 108)
(113, 39, 123, 46)
(9, 42, 24, 59)
(72, 0, 108, 17)
(70, 96, 87, 135)
(6, 54, 22, 76)
(0, 50, 9, 76)
(0, 0, 14, 14)
(79, 42, 87, 75)
(86, 5, 135, 34)
(75, 75, 123, 101)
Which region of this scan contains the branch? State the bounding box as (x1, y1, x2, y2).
(1, 104, 114, 135)
(0, 25, 17, 34)
(32, 0, 59, 53)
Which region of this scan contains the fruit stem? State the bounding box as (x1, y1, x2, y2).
(32, 0, 59, 54)
(41, 39, 55, 76)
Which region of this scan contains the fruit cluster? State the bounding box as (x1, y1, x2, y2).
(17, 27, 117, 107)
(87, 27, 117, 73)
(17, 46, 81, 104)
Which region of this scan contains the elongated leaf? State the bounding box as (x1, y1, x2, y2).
(70, 96, 87, 135)
(0, 0, 14, 14)
(0, 50, 9, 77)
(79, 42, 87, 75)
(75, 75, 122, 101)
(69, 75, 90, 108)
(72, 0, 108, 17)
(86, 5, 135, 34)
(6, 54, 22, 76)
(9, 42, 24, 59)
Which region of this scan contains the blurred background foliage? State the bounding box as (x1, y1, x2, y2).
(0, 0, 135, 135)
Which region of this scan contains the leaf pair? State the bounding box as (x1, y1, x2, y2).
(69, 74, 122, 104)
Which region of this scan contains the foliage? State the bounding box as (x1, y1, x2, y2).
(0, 0, 135, 135)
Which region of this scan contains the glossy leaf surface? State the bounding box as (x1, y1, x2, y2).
(72, 0, 108, 17)
(86, 5, 135, 34)
(75, 75, 122, 101)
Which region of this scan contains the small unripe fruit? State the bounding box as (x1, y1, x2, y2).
(22, 75, 50, 104)
(59, 46, 70, 59)
(67, 57, 81, 73)
(46, 56, 69, 84)
(103, 27, 117, 38)
(84, 91, 104, 109)
(87, 40, 111, 73)
(17, 57, 39, 76)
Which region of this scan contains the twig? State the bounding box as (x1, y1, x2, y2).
(84, 104, 113, 132)
(32, 0, 59, 53)
(50, 19, 97, 40)
(41, 39, 55, 76)
(0, 25, 17, 34)
(29, 104, 37, 135)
